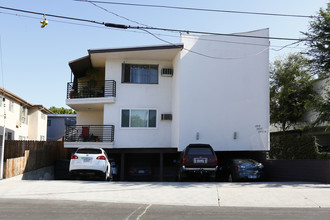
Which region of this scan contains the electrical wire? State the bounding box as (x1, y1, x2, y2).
(0, 5, 307, 42)
(270, 40, 303, 51)
(141, 29, 269, 60)
(87, 1, 271, 59)
(0, 8, 305, 52)
(75, 0, 314, 18)
(0, 6, 103, 25)
(87, 1, 150, 26)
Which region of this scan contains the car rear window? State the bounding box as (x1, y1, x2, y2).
(187, 147, 213, 155)
(76, 148, 102, 154)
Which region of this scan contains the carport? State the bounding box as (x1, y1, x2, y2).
(105, 148, 178, 181)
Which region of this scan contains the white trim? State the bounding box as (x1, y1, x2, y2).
(66, 97, 115, 106)
(64, 142, 114, 149)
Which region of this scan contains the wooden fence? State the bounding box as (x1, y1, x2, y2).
(3, 141, 68, 178)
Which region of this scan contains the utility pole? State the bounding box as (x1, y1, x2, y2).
(0, 97, 6, 179)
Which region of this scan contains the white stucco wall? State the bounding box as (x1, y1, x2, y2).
(28, 109, 38, 139)
(72, 29, 270, 151)
(177, 29, 270, 151)
(103, 59, 174, 148)
(27, 109, 48, 141)
(0, 98, 48, 141)
(171, 52, 181, 149)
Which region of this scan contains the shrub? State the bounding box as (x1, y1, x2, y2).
(269, 133, 328, 159)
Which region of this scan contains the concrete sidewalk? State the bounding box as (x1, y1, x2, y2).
(0, 179, 330, 208)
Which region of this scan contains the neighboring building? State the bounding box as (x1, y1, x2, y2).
(270, 77, 330, 151)
(0, 87, 52, 142)
(65, 29, 270, 180)
(47, 114, 76, 141)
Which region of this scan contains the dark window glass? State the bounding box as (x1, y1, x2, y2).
(148, 110, 157, 127)
(121, 109, 157, 128)
(187, 147, 213, 155)
(122, 64, 158, 84)
(76, 148, 102, 154)
(122, 64, 131, 83)
(121, 109, 130, 127)
(149, 66, 158, 84)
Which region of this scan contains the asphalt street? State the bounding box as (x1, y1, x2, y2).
(1, 198, 330, 220)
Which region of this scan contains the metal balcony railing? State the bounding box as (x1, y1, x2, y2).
(67, 80, 116, 99)
(65, 125, 115, 142)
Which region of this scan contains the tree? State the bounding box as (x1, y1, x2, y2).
(303, 3, 330, 77)
(49, 106, 76, 114)
(312, 82, 330, 129)
(270, 53, 316, 132)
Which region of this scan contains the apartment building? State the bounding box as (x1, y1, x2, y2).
(65, 29, 270, 180)
(0, 87, 52, 142)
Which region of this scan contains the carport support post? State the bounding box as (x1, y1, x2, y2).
(159, 152, 163, 182)
(120, 153, 125, 181)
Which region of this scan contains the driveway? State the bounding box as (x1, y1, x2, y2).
(0, 179, 330, 208)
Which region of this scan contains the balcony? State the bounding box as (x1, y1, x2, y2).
(64, 125, 115, 148)
(66, 80, 116, 110)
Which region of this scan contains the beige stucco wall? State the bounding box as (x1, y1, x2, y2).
(0, 97, 48, 141)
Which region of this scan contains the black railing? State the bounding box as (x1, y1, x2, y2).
(65, 125, 115, 142)
(67, 80, 116, 99)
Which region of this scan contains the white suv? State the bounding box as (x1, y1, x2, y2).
(69, 147, 112, 181)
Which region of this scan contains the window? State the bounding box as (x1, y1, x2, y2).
(9, 100, 14, 112)
(20, 106, 28, 124)
(40, 135, 45, 141)
(121, 109, 157, 128)
(47, 120, 51, 126)
(122, 64, 158, 84)
(7, 132, 12, 140)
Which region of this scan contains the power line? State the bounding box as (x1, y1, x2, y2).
(87, 1, 272, 59)
(87, 1, 150, 26)
(75, 0, 313, 18)
(0, 6, 103, 25)
(132, 26, 305, 42)
(141, 29, 269, 60)
(0, 10, 305, 52)
(0, 5, 307, 42)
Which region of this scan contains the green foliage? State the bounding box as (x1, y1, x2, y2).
(269, 134, 329, 159)
(49, 106, 76, 114)
(270, 53, 316, 132)
(312, 82, 330, 129)
(303, 3, 330, 78)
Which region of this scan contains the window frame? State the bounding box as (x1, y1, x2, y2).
(9, 100, 14, 112)
(121, 63, 159, 84)
(120, 108, 157, 129)
(20, 106, 28, 125)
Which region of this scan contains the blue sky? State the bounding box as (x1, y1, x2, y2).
(0, 0, 328, 109)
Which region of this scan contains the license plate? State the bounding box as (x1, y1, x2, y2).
(194, 158, 206, 164)
(248, 174, 257, 179)
(138, 170, 145, 174)
(82, 157, 92, 163)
